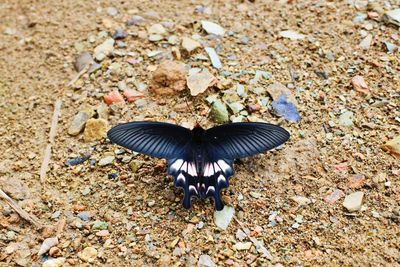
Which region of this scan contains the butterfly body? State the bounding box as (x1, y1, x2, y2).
(107, 121, 290, 210)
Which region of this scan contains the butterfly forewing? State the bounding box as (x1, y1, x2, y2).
(107, 122, 192, 159)
(205, 122, 290, 160)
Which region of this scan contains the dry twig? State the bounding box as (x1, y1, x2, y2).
(39, 99, 62, 184)
(0, 189, 41, 228)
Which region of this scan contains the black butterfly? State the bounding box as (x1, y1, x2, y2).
(107, 122, 290, 210)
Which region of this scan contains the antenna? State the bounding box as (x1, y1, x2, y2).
(184, 97, 199, 125)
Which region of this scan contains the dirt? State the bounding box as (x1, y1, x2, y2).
(0, 0, 399, 266)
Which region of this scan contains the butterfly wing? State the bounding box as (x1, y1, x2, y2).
(107, 121, 192, 159)
(205, 122, 290, 160)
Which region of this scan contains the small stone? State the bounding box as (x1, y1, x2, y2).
(343, 191, 364, 212)
(81, 187, 91, 196)
(135, 99, 147, 108)
(77, 211, 91, 221)
(266, 83, 298, 105)
(198, 254, 216, 267)
(291, 196, 311, 206)
(68, 106, 95, 136)
(112, 29, 126, 40)
(148, 34, 163, 42)
(250, 191, 261, 199)
(129, 160, 143, 173)
(123, 89, 144, 102)
(65, 155, 90, 166)
(92, 221, 108, 231)
(384, 9, 400, 26)
(291, 222, 300, 229)
(359, 34, 372, 50)
(348, 174, 366, 188)
(83, 118, 108, 142)
(94, 38, 115, 61)
(79, 247, 98, 263)
(148, 24, 166, 35)
(210, 100, 229, 123)
(96, 230, 110, 237)
(228, 102, 244, 114)
(201, 20, 225, 36)
(187, 71, 217, 96)
(104, 90, 125, 106)
(127, 15, 145, 26)
(42, 257, 66, 267)
(235, 229, 247, 241)
(98, 156, 115, 166)
(74, 52, 94, 72)
(106, 7, 118, 17)
(373, 173, 387, 184)
(149, 61, 186, 95)
(324, 189, 345, 204)
(38, 237, 59, 256)
(381, 135, 400, 159)
(233, 242, 252, 250)
(351, 75, 369, 94)
(205, 47, 222, 69)
(338, 111, 354, 127)
(49, 247, 60, 257)
(279, 30, 305, 40)
(214, 205, 234, 230)
(182, 37, 202, 53)
(384, 42, 397, 53)
(147, 200, 156, 207)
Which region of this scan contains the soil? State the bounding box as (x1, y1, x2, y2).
(0, 0, 399, 266)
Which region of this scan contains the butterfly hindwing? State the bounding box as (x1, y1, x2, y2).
(107, 122, 192, 159)
(205, 122, 290, 160)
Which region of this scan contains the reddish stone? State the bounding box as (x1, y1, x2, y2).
(104, 91, 125, 105)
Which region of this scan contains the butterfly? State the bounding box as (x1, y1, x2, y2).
(107, 122, 290, 210)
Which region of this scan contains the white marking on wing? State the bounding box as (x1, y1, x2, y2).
(189, 185, 198, 193)
(181, 161, 188, 172)
(217, 160, 231, 173)
(188, 162, 197, 177)
(213, 162, 221, 172)
(206, 186, 215, 194)
(204, 163, 213, 177)
(217, 174, 226, 185)
(177, 173, 185, 183)
(170, 159, 183, 171)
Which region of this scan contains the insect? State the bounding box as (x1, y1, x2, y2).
(107, 122, 290, 210)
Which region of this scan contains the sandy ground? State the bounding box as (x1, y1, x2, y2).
(0, 0, 399, 266)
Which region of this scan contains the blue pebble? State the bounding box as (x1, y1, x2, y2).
(271, 94, 301, 122)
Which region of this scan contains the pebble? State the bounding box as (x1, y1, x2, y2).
(148, 23, 166, 35)
(250, 191, 261, 199)
(266, 83, 297, 105)
(42, 257, 66, 267)
(127, 15, 145, 26)
(38, 237, 58, 256)
(338, 111, 354, 127)
(104, 90, 125, 105)
(235, 229, 247, 241)
(272, 94, 301, 122)
(74, 51, 94, 72)
(106, 7, 118, 17)
(228, 102, 244, 114)
(214, 205, 234, 230)
(381, 136, 400, 159)
(77, 211, 91, 221)
(384, 42, 397, 53)
(112, 29, 126, 40)
(343, 191, 364, 212)
(81, 186, 91, 196)
(96, 230, 110, 237)
(135, 99, 147, 108)
(359, 34, 372, 50)
(384, 9, 400, 26)
(205, 47, 222, 69)
(149, 60, 186, 95)
(94, 38, 115, 61)
(98, 156, 115, 166)
(123, 89, 144, 102)
(210, 100, 229, 123)
(279, 30, 305, 40)
(198, 254, 216, 267)
(233, 242, 252, 250)
(66, 155, 90, 166)
(182, 37, 202, 53)
(83, 118, 108, 142)
(201, 20, 225, 36)
(291, 196, 311, 206)
(324, 189, 345, 204)
(351, 75, 369, 94)
(187, 70, 217, 96)
(67, 106, 94, 136)
(79, 247, 98, 263)
(92, 221, 108, 231)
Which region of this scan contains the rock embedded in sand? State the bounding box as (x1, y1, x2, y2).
(343, 191, 364, 212)
(214, 205, 234, 230)
(79, 247, 98, 263)
(68, 106, 95, 136)
(149, 61, 186, 95)
(181, 37, 202, 53)
(104, 91, 125, 106)
(210, 100, 229, 123)
(198, 254, 216, 267)
(201, 20, 225, 36)
(94, 38, 115, 61)
(187, 70, 217, 96)
(381, 135, 400, 159)
(83, 118, 108, 142)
